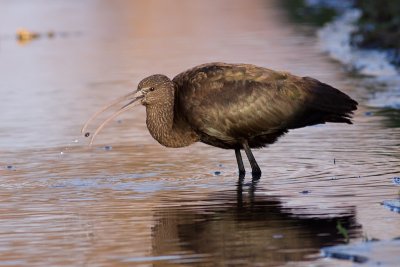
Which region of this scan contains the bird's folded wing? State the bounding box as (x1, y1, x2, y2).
(173, 63, 357, 141)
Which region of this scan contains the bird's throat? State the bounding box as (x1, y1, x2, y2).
(146, 102, 198, 148)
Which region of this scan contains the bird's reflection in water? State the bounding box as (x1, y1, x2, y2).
(151, 178, 361, 266)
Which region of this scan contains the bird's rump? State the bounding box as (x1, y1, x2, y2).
(173, 63, 357, 149)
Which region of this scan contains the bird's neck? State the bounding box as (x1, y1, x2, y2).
(145, 99, 198, 148)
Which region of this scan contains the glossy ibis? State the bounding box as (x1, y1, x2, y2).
(82, 62, 357, 178)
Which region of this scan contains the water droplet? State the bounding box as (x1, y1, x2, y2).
(72, 139, 79, 143)
(364, 111, 373, 116)
(300, 190, 310, 194)
(272, 234, 283, 239)
(84, 132, 90, 137)
(60, 152, 64, 155)
(392, 177, 400, 186)
(382, 199, 400, 213)
(6, 165, 13, 169)
(214, 171, 221, 175)
(104, 146, 112, 151)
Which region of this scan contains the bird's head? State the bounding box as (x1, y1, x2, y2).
(137, 74, 174, 106)
(81, 74, 174, 145)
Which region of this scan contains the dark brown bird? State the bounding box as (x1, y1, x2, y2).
(82, 62, 358, 178)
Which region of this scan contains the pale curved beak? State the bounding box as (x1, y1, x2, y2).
(81, 90, 144, 145)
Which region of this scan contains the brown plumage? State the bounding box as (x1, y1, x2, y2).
(82, 62, 358, 178)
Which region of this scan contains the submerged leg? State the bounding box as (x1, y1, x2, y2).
(235, 148, 246, 176)
(242, 140, 261, 178)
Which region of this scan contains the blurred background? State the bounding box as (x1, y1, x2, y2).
(0, 0, 399, 266)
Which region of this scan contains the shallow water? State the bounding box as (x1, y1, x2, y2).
(0, 0, 399, 266)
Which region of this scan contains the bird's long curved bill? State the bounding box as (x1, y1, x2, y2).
(81, 90, 143, 145)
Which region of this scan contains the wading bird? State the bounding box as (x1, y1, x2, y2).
(82, 62, 357, 179)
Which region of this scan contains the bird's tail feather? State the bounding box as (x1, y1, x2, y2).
(289, 77, 358, 129)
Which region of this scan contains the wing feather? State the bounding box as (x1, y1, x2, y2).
(173, 63, 357, 142)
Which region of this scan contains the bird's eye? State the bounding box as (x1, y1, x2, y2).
(149, 87, 155, 92)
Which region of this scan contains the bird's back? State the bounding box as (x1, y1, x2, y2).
(173, 62, 357, 149)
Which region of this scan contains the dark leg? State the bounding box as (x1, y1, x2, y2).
(235, 148, 246, 176)
(242, 140, 261, 178)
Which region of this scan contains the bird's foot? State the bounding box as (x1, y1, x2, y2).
(251, 170, 261, 180)
(238, 171, 246, 181)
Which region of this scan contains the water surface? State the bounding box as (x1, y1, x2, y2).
(0, 0, 399, 266)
